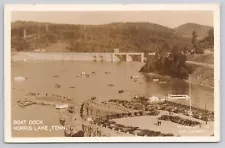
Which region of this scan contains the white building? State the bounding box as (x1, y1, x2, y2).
(114, 48, 119, 53)
(148, 96, 165, 103)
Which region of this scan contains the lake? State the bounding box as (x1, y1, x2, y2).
(11, 61, 214, 137)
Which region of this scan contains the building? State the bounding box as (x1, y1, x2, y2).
(148, 96, 165, 103)
(114, 48, 119, 53)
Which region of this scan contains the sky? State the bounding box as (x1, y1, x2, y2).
(11, 11, 213, 28)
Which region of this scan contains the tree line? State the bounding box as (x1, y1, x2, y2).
(11, 21, 191, 52)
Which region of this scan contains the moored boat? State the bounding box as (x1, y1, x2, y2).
(55, 104, 69, 109)
(167, 94, 190, 100)
(131, 76, 140, 79)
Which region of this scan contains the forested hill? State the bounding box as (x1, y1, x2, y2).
(174, 23, 213, 39)
(12, 21, 192, 52)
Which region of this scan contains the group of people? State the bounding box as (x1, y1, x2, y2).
(157, 120, 162, 126)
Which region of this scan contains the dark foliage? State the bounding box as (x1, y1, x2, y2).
(140, 46, 194, 79)
(198, 29, 214, 49)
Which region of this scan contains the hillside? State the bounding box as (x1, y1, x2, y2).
(174, 23, 213, 39)
(11, 21, 191, 52)
(190, 65, 214, 88)
(187, 54, 214, 64)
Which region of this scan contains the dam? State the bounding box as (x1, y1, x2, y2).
(11, 52, 156, 62)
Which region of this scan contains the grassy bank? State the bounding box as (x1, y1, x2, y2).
(146, 71, 213, 89)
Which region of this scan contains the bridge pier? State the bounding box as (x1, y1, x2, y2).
(126, 53, 129, 62)
(111, 53, 115, 62)
(93, 54, 98, 61)
(141, 53, 144, 63)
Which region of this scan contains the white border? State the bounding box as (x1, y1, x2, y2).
(4, 4, 220, 143)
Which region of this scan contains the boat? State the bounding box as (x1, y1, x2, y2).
(130, 76, 140, 79)
(53, 75, 59, 78)
(14, 76, 27, 81)
(159, 81, 167, 84)
(55, 84, 61, 88)
(118, 90, 124, 94)
(153, 78, 159, 82)
(55, 104, 69, 109)
(167, 94, 190, 100)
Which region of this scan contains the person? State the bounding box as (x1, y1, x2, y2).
(158, 120, 161, 126)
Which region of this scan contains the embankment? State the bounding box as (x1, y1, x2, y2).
(189, 64, 214, 88)
(146, 63, 214, 89)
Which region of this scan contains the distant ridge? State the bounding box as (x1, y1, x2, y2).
(11, 21, 192, 52)
(174, 23, 213, 39)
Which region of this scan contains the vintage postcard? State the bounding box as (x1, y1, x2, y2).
(4, 4, 220, 142)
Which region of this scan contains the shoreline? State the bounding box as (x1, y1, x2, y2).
(145, 72, 214, 89)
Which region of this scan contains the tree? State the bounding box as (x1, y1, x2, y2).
(192, 30, 198, 53)
(192, 30, 204, 54)
(192, 30, 198, 46)
(161, 43, 170, 53)
(140, 47, 193, 79)
(206, 29, 214, 46)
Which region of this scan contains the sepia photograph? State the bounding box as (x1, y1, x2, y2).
(4, 4, 220, 142)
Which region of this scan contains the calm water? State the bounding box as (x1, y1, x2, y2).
(11, 61, 214, 137)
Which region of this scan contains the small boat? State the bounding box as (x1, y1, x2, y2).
(67, 97, 72, 100)
(118, 90, 124, 94)
(55, 104, 69, 109)
(167, 94, 190, 100)
(69, 86, 75, 89)
(159, 81, 167, 84)
(153, 78, 159, 82)
(55, 84, 61, 88)
(131, 76, 140, 79)
(14, 76, 27, 81)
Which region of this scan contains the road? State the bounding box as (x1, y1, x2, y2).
(186, 61, 214, 69)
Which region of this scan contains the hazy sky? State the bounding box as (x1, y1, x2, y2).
(12, 11, 213, 28)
